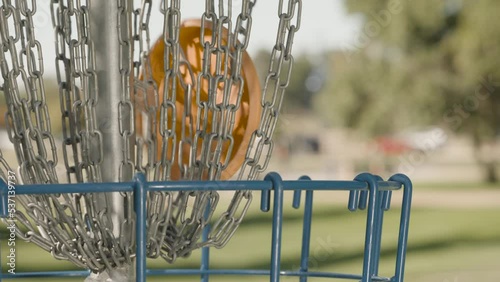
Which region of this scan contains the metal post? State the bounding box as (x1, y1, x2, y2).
(266, 172, 285, 282)
(134, 173, 147, 282)
(200, 204, 212, 282)
(90, 0, 134, 280)
(298, 177, 313, 282)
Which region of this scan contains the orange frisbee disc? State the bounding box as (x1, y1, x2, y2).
(142, 19, 261, 180)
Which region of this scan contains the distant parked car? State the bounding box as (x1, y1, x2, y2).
(397, 127, 448, 152)
(375, 127, 448, 156)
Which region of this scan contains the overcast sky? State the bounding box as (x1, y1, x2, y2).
(30, 0, 361, 76)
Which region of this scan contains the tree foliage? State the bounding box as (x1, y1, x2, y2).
(314, 0, 500, 181)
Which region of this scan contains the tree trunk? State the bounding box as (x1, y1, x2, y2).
(483, 161, 498, 183)
(472, 134, 499, 184)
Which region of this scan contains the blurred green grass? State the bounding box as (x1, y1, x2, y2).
(1, 201, 499, 282)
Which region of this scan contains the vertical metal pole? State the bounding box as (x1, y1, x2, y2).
(265, 172, 285, 282)
(200, 204, 211, 282)
(390, 174, 413, 282)
(356, 173, 378, 282)
(371, 190, 384, 275)
(90, 0, 134, 280)
(134, 173, 147, 282)
(298, 176, 313, 282)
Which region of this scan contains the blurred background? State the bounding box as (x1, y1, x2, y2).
(1, 0, 499, 281)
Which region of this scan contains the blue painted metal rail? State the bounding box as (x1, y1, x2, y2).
(0, 172, 412, 282)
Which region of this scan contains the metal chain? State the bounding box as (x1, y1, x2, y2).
(131, 0, 264, 262)
(152, 0, 183, 262)
(117, 0, 137, 267)
(0, 0, 135, 272)
(0, 0, 302, 271)
(54, 0, 103, 184)
(131, 0, 177, 262)
(133, 0, 158, 181)
(157, 0, 179, 182)
(0, 0, 85, 269)
(187, 0, 254, 252)
(239, 0, 301, 180)
(51, 0, 119, 270)
(0, 0, 58, 185)
(118, 0, 135, 183)
(207, 0, 301, 248)
(154, 0, 256, 260)
(54, 0, 127, 270)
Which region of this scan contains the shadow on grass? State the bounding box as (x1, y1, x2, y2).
(240, 206, 350, 227)
(147, 235, 500, 273)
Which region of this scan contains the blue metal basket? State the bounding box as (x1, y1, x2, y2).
(0, 172, 412, 282)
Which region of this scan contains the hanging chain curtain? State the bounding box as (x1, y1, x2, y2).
(0, 0, 301, 272)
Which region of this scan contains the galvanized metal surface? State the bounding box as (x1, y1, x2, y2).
(90, 0, 129, 242)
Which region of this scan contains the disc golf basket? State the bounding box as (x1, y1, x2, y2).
(0, 1, 412, 282)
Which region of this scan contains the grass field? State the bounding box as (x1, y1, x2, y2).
(1, 191, 499, 282)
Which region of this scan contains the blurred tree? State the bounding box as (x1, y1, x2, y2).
(314, 0, 500, 182)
